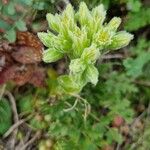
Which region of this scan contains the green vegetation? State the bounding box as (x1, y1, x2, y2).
(0, 0, 150, 150)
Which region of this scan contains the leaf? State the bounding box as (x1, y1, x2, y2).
(85, 65, 99, 85)
(11, 65, 33, 86)
(6, 1, 15, 15)
(17, 31, 43, 50)
(11, 31, 43, 64)
(12, 46, 42, 64)
(33, 2, 46, 10)
(81, 44, 100, 64)
(29, 67, 46, 87)
(58, 75, 81, 94)
(15, 20, 27, 31)
(69, 59, 86, 75)
(0, 98, 12, 135)
(125, 7, 150, 31)
(76, 2, 92, 26)
(92, 4, 106, 25)
(18, 95, 33, 113)
(123, 53, 150, 78)
(4, 29, 16, 43)
(127, 0, 142, 12)
(46, 13, 61, 32)
(108, 31, 134, 50)
(38, 32, 55, 48)
(107, 17, 121, 31)
(106, 128, 123, 144)
(43, 49, 63, 63)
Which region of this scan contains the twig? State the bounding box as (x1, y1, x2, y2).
(116, 143, 120, 150)
(133, 80, 150, 87)
(102, 54, 124, 59)
(15, 129, 32, 150)
(5, 91, 19, 149)
(5, 91, 19, 124)
(0, 84, 6, 100)
(19, 131, 41, 150)
(3, 119, 25, 139)
(70, 94, 91, 121)
(63, 98, 79, 112)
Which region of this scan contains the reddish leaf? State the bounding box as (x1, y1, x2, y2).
(29, 67, 45, 87)
(0, 31, 45, 87)
(12, 46, 42, 64)
(16, 31, 43, 50)
(0, 65, 16, 84)
(0, 51, 14, 71)
(12, 65, 33, 86)
(10, 31, 43, 64)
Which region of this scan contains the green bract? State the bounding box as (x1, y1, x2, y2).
(38, 2, 133, 94)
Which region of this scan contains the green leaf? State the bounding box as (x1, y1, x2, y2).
(107, 17, 121, 31)
(33, 2, 46, 10)
(125, 7, 150, 31)
(108, 31, 134, 50)
(76, 2, 92, 26)
(58, 75, 81, 94)
(15, 20, 27, 31)
(6, 2, 15, 15)
(43, 49, 63, 63)
(106, 128, 123, 144)
(81, 44, 100, 64)
(18, 95, 33, 113)
(29, 117, 47, 130)
(4, 28, 16, 43)
(38, 32, 58, 48)
(127, 0, 142, 12)
(92, 4, 106, 25)
(69, 59, 86, 75)
(46, 13, 61, 32)
(86, 65, 99, 85)
(123, 53, 150, 78)
(0, 98, 12, 135)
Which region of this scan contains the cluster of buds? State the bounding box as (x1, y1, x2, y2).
(38, 2, 133, 94)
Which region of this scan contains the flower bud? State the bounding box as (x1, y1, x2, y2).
(109, 31, 134, 50)
(107, 17, 121, 31)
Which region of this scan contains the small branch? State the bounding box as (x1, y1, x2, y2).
(133, 80, 150, 87)
(0, 84, 6, 100)
(70, 94, 91, 121)
(5, 91, 19, 148)
(101, 54, 124, 60)
(3, 119, 25, 139)
(19, 131, 41, 150)
(63, 98, 79, 112)
(5, 91, 19, 123)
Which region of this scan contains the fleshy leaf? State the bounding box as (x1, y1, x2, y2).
(43, 49, 63, 63)
(76, 2, 92, 26)
(38, 32, 55, 48)
(107, 17, 121, 31)
(58, 75, 81, 94)
(81, 44, 100, 64)
(93, 28, 113, 48)
(46, 13, 61, 32)
(109, 31, 134, 50)
(85, 65, 99, 85)
(92, 4, 106, 25)
(69, 58, 86, 75)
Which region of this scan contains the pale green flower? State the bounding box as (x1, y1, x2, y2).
(109, 31, 134, 50)
(38, 2, 133, 94)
